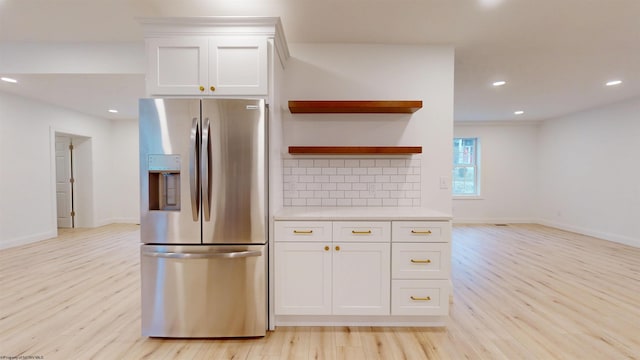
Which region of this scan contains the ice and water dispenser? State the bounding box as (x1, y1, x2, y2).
(147, 154, 181, 211)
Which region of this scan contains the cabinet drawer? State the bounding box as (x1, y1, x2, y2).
(275, 221, 332, 242)
(392, 243, 450, 280)
(333, 221, 391, 243)
(391, 280, 449, 316)
(392, 221, 451, 243)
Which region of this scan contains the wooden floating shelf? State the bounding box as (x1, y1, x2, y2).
(288, 146, 422, 155)
(288, 100, 423, 114)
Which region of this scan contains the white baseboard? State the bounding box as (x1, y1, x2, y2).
(1, 219, 140, 250)
(452, 217, 534, 224)
(453, 217, 639, 248)
(537, 218, 640, 248)
(95, 218, 113, 227)
(0, 230, 57, 250)
(275, 315, 448, 327)
(95, 217, 140, 227)
(109, 217, 140, 224)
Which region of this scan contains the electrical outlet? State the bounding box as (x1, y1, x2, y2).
(439, 176, 450, 190)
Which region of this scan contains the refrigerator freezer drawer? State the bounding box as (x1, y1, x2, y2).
(141, 244, 266, 338)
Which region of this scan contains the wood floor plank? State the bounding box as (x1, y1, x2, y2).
(306, 326, 336, 360)
(1, 223, 639, 359)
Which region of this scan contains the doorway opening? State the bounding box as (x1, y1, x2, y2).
(55, 135, 74, 228)
(53, 131, 93, 229)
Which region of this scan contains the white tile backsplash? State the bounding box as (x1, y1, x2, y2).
(283, 158, 421, 207)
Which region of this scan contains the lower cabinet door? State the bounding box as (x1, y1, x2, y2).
(275, 242, 332, 315)
(391, 279, 450, 316)
(332, 242, 391, 316)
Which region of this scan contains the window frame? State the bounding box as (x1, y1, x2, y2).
(452, 137, 482, 199)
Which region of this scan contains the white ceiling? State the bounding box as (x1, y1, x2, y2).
(0, 0, 639, 122)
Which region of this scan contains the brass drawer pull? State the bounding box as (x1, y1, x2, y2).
(293, 230, 313, 234)
(351, 230, 372, 234)
(410, 296, 431, 301)
(411, 230, 432, 235)
(411, 259, 432, 264)
(324, 246, 330, 251)
(335, 246, 340, 251)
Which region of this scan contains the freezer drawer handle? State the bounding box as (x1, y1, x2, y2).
(143, 250, 262, 259)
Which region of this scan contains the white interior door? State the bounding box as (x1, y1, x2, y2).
(55, 136, 73, 228)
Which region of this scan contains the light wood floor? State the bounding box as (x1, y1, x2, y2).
(1, 224, 638, 359)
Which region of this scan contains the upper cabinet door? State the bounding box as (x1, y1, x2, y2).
(208, 37, 268, 96)
(146, 37, 209, 95)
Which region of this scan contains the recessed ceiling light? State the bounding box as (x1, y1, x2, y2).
(108, 109, 119, 113)
(605, 80, 622, 86)
(492, 81, 506, 87)
(514, 110, 524, 115)
(1, 77, 17, 83)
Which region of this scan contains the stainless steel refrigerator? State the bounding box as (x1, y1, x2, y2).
(139, 98, 268, 338)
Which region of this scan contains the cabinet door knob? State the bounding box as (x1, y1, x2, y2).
(210, 86, 216, 92)
(335, 246, 340, 251)
(199, 86, 205, 92)
(324, 246, 330, 251)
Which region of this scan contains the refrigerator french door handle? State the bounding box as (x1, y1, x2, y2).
(201, 117, 211, 221)
(189, 117, 200, 221)
(143, 250, 262, 259)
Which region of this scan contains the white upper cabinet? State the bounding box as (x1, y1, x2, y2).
(146, 36, 267, 96)
(146, 37, 209, 95)
(140, 17, 289, 97)
(209, 37, 268, 96)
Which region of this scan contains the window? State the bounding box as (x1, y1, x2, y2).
(453, 137, 479, 196)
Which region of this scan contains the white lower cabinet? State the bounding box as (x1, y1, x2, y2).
(275, 221, 390, 316)
(391, 221, 451, 316)
(274, 219, 451, 323)
(274, 242, 331, 315)
(391, 279, 449, 315)
(391, 242, 450, 280)
(332, 242, 390, 315)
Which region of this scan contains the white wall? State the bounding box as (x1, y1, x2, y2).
(0, 91, 139, 248)
(282, 43, 454, 213)
(537, 98, 640, 247)
(453, 122, 539, 223)
(110, 119, 140, 224)
(0, 42, 145, 73)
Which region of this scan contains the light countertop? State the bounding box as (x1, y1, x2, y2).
(273, 207, 452, 221)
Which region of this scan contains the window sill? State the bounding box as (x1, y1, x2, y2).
(453, 195, 483, 200)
